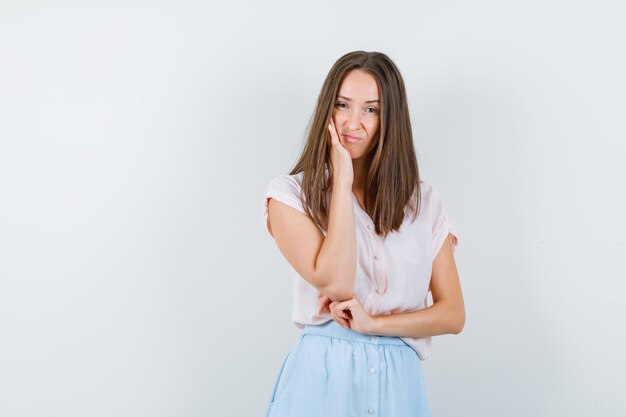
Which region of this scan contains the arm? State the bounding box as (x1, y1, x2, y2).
(266, 122, 357, 302)
(314, 180, 356, 300)
(266, 179, 356, 302)
(370, 234, 465, 336)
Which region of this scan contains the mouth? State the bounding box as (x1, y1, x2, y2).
(342, 135, 362, 143)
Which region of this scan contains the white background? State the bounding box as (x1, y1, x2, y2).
(1, 1, 625, 416)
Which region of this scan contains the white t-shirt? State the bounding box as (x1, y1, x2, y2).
(262, 171, 459, 360)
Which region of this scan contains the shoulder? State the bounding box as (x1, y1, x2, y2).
(417, 179, 438, 206)
(418, 179, 434, 195)
(265, 172, 304, 194)
(263, 172, 307, 217)
(418, 180, 459, 257)
(415, 179, 450, 222)
(418, 179, 455, 228)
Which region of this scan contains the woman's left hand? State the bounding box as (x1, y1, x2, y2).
(317, 294, 378, 335)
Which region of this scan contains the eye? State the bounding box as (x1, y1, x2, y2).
(367, 107, 379, 114)
(335, 101, 348, 109)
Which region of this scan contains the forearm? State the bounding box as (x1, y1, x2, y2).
(370, 300, 464, 338)
(314, 180, 356, 300)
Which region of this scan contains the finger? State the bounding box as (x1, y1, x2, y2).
(333, 299, 352, 311)
(334, 316, 350, 329)
(328, 121, 339, 145)
(336, 309, 351, 320)
(317, 298, 331, 314)
(318, 303, 330, 314)
(332, 310, 349, 328)
(329, 303, 351, 326)
(329, 302, 347, 318)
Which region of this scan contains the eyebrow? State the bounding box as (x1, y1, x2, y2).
(338, 95, 380, 104)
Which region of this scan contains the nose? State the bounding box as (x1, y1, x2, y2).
(345, 109, 362, 131)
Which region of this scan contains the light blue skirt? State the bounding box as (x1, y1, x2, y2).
(263, 320, 434, 417)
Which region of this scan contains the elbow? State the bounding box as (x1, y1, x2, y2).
(313, 257, 355, 301)
(312, 267, 354, 301)
(333, 287, 355, 301)
(319, 281, 354, 301)
(450, 321, 464, 335)
(449, 310, 465, 334)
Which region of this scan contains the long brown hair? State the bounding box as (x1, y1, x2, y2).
(289, 51, 421, 238)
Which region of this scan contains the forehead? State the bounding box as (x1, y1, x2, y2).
(338, 70, 379, 101)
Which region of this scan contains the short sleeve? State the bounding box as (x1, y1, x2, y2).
(262, 174, 308, 237)
(429, 185, 459, 261)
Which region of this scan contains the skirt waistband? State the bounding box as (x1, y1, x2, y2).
(302, 320, 407, 346)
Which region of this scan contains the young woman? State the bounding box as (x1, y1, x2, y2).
(262, 51, 464, 417)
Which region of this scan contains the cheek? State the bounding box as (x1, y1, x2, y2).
(367, 120, 380, 138)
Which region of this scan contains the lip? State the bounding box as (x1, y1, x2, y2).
(342, 135, 362, 143)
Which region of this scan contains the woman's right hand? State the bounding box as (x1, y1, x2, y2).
(328, 118, 353, 187)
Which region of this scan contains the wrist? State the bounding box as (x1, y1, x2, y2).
(368, 314, 383, 335)
(332, 177, 352, 191)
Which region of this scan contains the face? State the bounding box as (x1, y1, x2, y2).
(331, 69, 381, 159)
